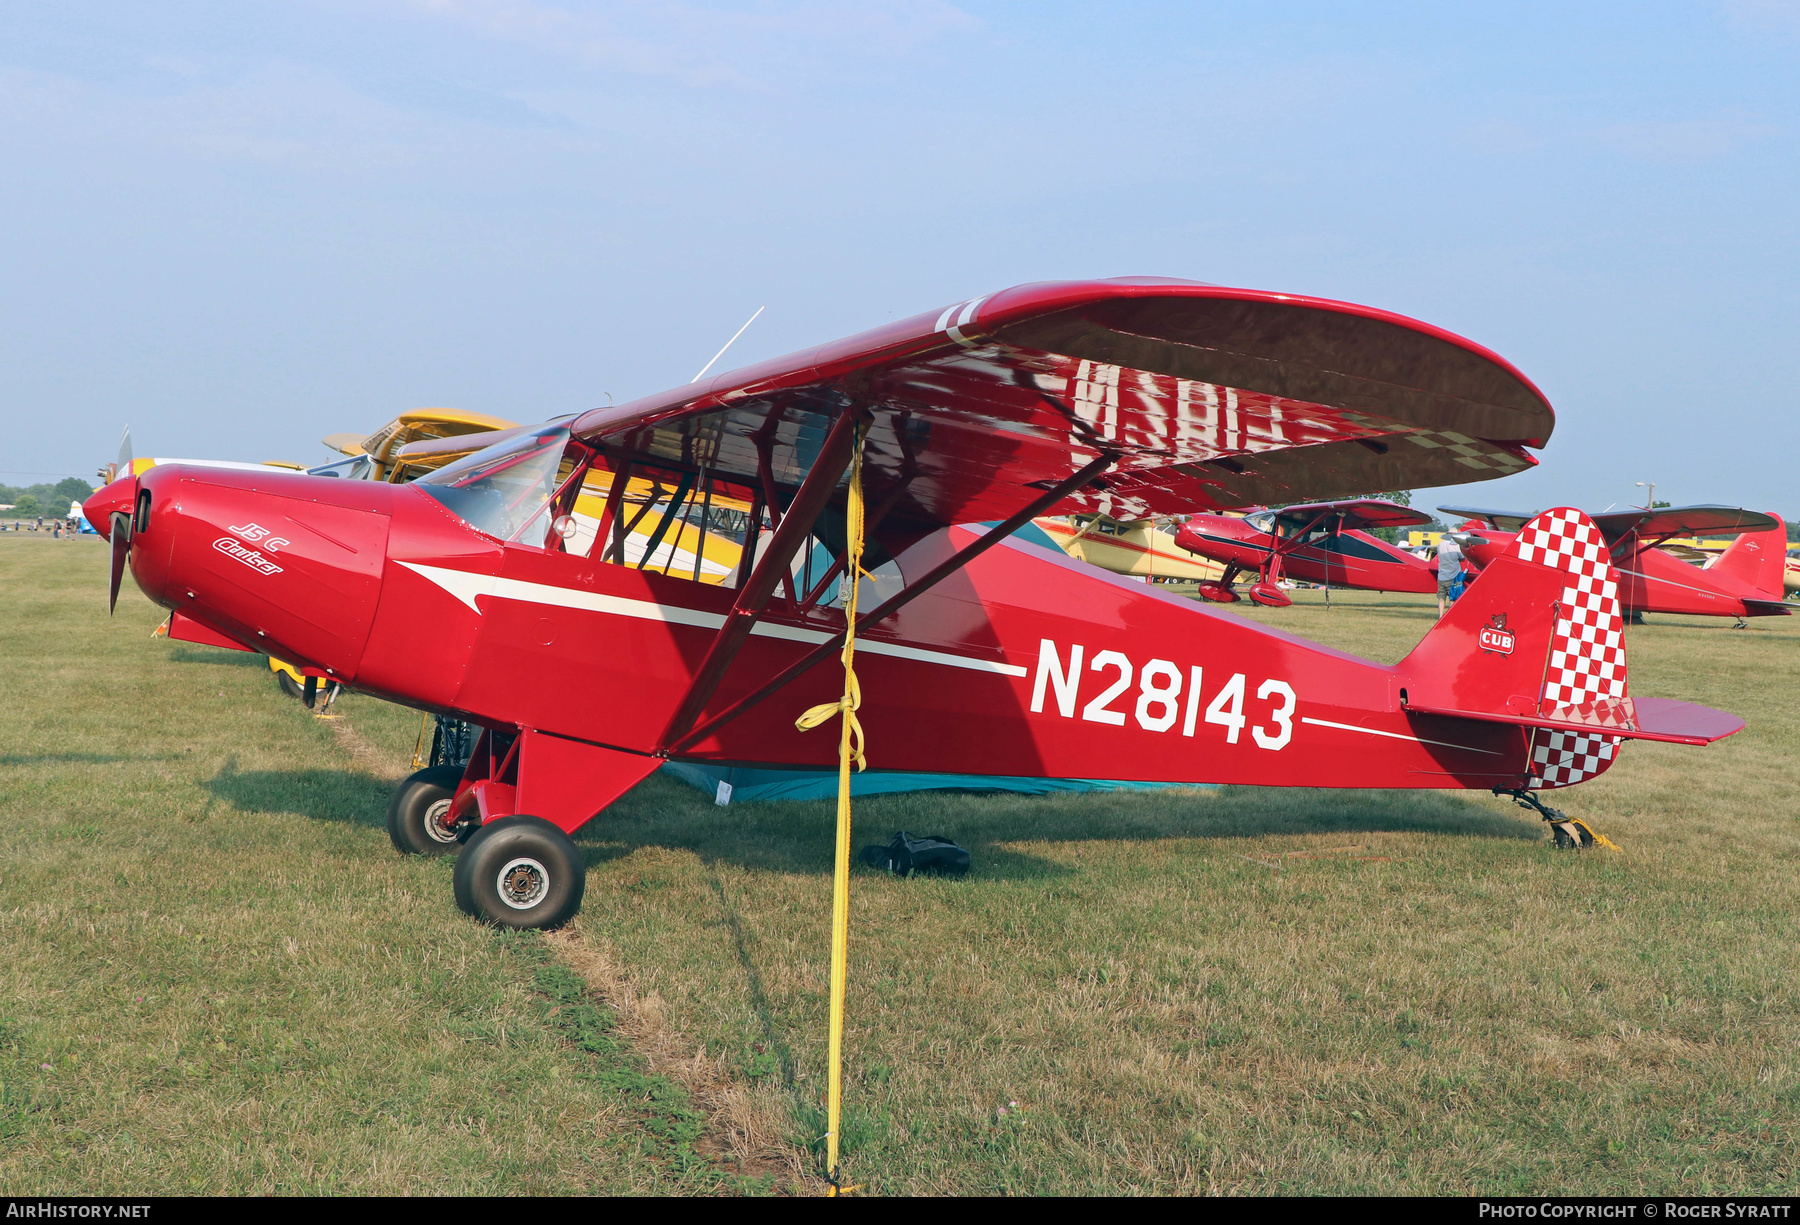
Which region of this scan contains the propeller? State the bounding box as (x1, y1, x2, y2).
(109, 511, 131, 614)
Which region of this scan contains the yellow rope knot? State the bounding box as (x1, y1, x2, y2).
(795, 665, 866, 770)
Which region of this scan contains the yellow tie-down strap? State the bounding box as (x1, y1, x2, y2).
(794, 422, 870, 1195)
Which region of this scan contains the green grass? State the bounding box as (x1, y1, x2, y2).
(0, 537, 750, 1194)
(4, 540, 1797, 1195)
(567, 589, 1800, 1195)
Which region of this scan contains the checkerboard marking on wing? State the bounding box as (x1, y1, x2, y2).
(1403, 429, 1532, 474)
(1506, 507, 1628, 790)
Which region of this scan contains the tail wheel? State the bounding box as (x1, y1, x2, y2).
(386, 765, 468, 856)
(1551, 820, 1595, 850)
(453, 816, 585, 930)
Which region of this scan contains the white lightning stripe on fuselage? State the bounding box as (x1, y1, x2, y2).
(1299, 716, 1506, 756)
(396, 561, 1028, 678)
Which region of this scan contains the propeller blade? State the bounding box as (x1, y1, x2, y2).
(109, 512, 131, 614)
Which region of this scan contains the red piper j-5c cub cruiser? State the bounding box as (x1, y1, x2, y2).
(87, 278, 1745, 930)
(1173, 498, 1438, 606)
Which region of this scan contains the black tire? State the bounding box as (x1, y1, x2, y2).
(1552, 822, 1593, 850)
(386, 765, 467, 857)
(453, 816, 585, 930)
(276, 670, 304, 699)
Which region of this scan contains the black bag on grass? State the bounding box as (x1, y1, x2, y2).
(858, 831, 970, 877)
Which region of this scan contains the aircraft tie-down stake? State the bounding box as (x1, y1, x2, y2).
(86, 277, 1744, 931)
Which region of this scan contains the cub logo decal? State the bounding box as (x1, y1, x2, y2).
(1478, 614, 1515, 656)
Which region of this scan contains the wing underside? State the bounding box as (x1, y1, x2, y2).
(572, 279, 1556, 529)
(1273, 498, 1437, 533)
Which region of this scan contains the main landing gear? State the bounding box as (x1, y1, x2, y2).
(453, 816, 586, 930)
(1247, 579, 1291, 608)
(1198, 565, 1242, 603)
(388, 764, 588, 928)
(387, 765, 468, 857)
(385, 726, 657, 930)
(1198, 562, 1292, 607)
(1495, 787, 1612, 850)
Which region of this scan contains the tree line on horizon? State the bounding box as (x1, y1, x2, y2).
(1, 477, 99, 518)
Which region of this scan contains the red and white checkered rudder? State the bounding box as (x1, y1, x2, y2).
(1508, 508, 1626, 790)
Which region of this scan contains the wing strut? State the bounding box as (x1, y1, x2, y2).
(656, 408, 864, 749)
(662, 451, 1119, 755)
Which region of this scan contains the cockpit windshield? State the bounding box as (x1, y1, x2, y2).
(416, 425, 571, 541)
(1245, 510, 1277, 534)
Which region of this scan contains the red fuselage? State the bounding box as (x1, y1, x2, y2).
(113, 464, 1542, 798)
(1174, 514, 1436, 594)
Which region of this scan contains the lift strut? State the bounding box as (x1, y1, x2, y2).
(664, 450, 1118, 755)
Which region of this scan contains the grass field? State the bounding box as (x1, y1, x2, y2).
(3, 535, 1797, 1195)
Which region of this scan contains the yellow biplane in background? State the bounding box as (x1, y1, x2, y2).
(313, 407, 517, 483)
(1033, 515, 1227, 587)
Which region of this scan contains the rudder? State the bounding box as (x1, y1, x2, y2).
(1705, 516, 1788, 600)
(1400, 508, 1627, 790)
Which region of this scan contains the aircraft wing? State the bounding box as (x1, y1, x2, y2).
(394, 425, 532, 469)
(1272, 498, 1436, 533)
(569, 278, 1555, 528)
(1436, 504, 1538, 531)
(1592, 505, 1782, 541)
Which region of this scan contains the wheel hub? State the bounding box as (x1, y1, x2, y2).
(497, 857, 549, 909)
(423, 798, 460, 844)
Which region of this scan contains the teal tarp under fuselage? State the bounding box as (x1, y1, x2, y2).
(661, 762, 1210, 803)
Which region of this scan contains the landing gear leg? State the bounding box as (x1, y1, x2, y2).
(1733, 617, 1748, 630)
(1198, 565, 1242, 604)
(1248, 558, 1292, 608)
(1494, 787, 1616, 851)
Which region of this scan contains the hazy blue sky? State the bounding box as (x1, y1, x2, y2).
(2, 1, 1796, 515)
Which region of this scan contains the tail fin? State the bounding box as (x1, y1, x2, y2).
(1400, 508, 1742, 790)
(1704, 516, 1788, 599)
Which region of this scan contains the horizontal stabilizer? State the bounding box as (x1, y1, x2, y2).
(1742, 598, 1794, 618)
(1401, 696, 1742, 746)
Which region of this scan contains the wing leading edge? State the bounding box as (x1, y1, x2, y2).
(572, 278, 1556, 530)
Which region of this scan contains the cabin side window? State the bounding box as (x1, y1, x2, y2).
(582, 457, 846, 605)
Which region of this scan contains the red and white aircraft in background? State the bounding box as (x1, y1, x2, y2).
(1172, 498, 1437, 605)
(88, 279, 1743, 929)
(1444, 505, 1791, 624)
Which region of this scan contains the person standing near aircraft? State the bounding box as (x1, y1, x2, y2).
(1436, 534, 1463, 618)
